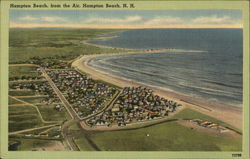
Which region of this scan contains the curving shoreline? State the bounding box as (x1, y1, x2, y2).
(72, 53, 242, 130)
(82, 36, 208, 53)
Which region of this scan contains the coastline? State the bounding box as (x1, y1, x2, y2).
(82, 35, 207, 53)
(72, 54, 242, 130)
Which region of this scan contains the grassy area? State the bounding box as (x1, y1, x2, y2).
(171, 108, 241, 133)
(89, 121, 242, 151)
(46, 126, 62, 138)
(9, 65, 40, 80)
(9, 28, 132, 63)
(18, 126, 61, 138)
(76, 108, 242, 151)
(68, 123, 80, 131)
(20, 127, 52, 135)
(9, 90, 36, 96)
(9, 106, 48, 132)
(8, 137, 61, 151)
(36, 105, 71, 122)
(17, 96, 48, 104)
(74, 137, 95, 151)
(9, 97, 23, 105)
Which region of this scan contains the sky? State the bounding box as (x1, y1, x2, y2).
(10, 10, 242, 28)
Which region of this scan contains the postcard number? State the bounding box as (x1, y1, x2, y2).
(232, 154, 242, 157)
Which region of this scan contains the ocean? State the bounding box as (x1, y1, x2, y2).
(88, 29, 243, 107)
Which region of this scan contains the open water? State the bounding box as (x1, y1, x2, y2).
(88, 29, 243, 107)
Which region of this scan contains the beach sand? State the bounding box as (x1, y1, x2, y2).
(72, 54, 242, 130)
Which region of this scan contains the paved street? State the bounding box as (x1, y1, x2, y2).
(40, 68, 79, 150)
(40, 68, 77, 120)
(40, 68, 122, 151)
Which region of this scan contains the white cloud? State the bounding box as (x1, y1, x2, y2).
(18, 15, 67, 23)
(19, 16, 38, 21)
(192, 15, 233, 24)
(144, 17, 183, 25)
(41, 16, 67, 23)
(85, 16, 142, 24)
(14, 14, 242, 28)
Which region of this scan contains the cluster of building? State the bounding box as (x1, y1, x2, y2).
(87, 86, 181, 127)
(10, 81, 57, 98)
(46, 69, 118, 118)
(40, 60, 69, 69)
(29, 56, 75, 69)
(190, 119, 228, 133)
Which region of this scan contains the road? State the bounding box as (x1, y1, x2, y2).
(40, 68, 81, 150)
(15, 67, 183, 151)
(9, 64, 40, 67)
(40, 68, 77, 120)
(61, 119, 80, 151)
(9, 124, 59, 135)
(40, 68, 121, 151)
(80, 89, 121, 121)
(9, 96, 58, 124)
(12, 95, 49, 98)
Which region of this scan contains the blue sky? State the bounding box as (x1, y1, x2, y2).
(10, 10, 242, 28)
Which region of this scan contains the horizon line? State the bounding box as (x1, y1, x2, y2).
(10, 24, 242, 29)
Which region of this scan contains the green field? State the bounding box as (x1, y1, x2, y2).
(17, 96, 48, 104)
(19, 126, 61, 137)
(88, 121, 241, 151)
(74, 137, 95, 151)
(9, 138, 62, 151)
(9, 90, 36, 96)
(68, 123, 80, 131)
(9, 65, 41, 80)
(46, 126, 62, 138)
(9, 97, 23, 105)
(9, 106, 49, 132)
(36, 105, 71, 122)
(9, 29, 133, 63)
(20, 127, 52, 135)
(73, 108, 242, 151)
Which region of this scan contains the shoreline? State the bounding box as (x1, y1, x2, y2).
(72, 54, 242, 130)
(82, 35, 208, 53)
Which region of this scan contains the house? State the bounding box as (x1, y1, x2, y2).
(54, 105, 62, 111)
(112, 107, 120, 112)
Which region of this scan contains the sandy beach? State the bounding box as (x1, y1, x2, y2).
(72, 54, 242, 130)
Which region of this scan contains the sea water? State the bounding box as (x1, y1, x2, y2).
(88, 29, 243, 107)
